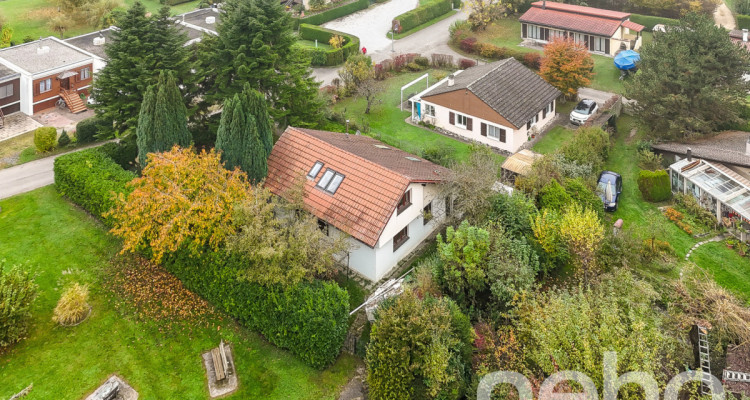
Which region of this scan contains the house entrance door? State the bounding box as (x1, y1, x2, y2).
(60, 77, 70, 91)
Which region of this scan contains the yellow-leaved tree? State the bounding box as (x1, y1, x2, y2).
(106, 146, 252, 262)
(558, 203, 604, 281)
(540, 38, 594, 100)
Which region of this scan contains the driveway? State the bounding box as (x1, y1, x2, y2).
(578, 87, 617, 107)
(314, 6, 469, 85)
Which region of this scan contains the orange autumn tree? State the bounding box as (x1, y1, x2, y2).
(107, 146, 252, 262)
(540, 38, 594, 100)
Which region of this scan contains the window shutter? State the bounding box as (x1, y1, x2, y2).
(499, 129, 506, 143)
(543, 108, 547, 119)
(584, 35, 589, 49)
(605, 38, 610, 54)
(522, 23, 527, 38)
(480, 123, 487, 136)
(551, 101, 555, 112)
(527, 121, 531, 130)
(449, 112, 455, 125)
(466, 117, 473, 131)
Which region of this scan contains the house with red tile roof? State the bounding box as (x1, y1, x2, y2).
(519, 1, 645, 56)
(266, 127, 453, 281)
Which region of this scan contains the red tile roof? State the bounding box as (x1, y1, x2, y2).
(265, 127, 451, 247)
(520, 1, 631, 37)
(622, 19, 645, 32)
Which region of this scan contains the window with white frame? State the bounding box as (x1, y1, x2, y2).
(424, 103, 435, 117)
(39, 78, 52, 93)
(80, 67, 91, 80)
(526, 113, 539, 130)
(549, 29, 565, 40)
(487, 124, 506, 142)
(593, 36, 606, 52)
(527, 24, 541, 40)
(0, 84, 12, 99)
(456, 114, 468, 128)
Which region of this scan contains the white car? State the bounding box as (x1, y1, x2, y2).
(570, 99, 598, 125)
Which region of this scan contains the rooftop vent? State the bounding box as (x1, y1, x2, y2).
(36, 46, 50, 55)
(206, 16, 216, 24)
(447, 74, 455, 87)
(93, 37, 106, 46)
(374, 144, 390, 149)
(406, 157, 421, 162)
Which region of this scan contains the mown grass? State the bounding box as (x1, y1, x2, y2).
(691, 241, 750, 303)
(532, 125, 574, 154)
(0, 187, 357, 400)
(1, 0, 199, 41)
(333, 70, 503, 164)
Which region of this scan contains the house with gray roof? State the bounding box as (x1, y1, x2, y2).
(411, 58, 561, 153)
(0, 64, 21, 117)
(64, 28, 115, 73)
(652, 131, 750, 181)
(0, 37, 93, 114)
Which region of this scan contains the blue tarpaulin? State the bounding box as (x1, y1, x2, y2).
(614, 50, 640, 70)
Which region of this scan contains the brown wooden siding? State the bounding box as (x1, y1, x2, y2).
(422, 90, 520, 129)
(0, 78, 20, 109)
(1, 102, 20, 115)
(32, 63, 93, 104)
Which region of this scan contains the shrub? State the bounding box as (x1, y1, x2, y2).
(298, 24, 360, 66)
(75, 116, 105, 144)
(637, 169, 671, 202)
(98, 135, 138, 170)
(560, 127, 610, 171)
(676, 221, 693, 235)
(406, 61, 422, 71)
(459, 58, 477, 69)
(664, 207, 683, 222)
(637, 148, 663, 171)
(522, 52, 542, 70)
(539, 180, 572, 211)
(163, 250, 349, 369)
(420, 144, 454, 167)
(293, 0, 369, 28)
(460, 37, 478, 52)
(53, 148, 136, 225)
(415, 56, 430, 67)
(393, 0, 453, 33)
(431, 53, 454, 67)
(34, 127, 57, 153)
(629, 14, 679, 31)
(52, 283, 90, 326)
(0, 261, 37, 348)
(738, 14, 750, 29)
(57, 130, 71, 147)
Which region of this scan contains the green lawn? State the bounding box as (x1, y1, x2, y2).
(691, 242, 750, 302)
(0, 187, 356, 399)
(297, 39, 333, 50)
(2, 0, 199, 41)
(533, 125, 574, 154)
(333, 70, 503, 164)
(464, 17, 654, 94)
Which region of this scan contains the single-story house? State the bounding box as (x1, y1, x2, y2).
(0, 37, 93, 114)
(519, 1, 645, 56)
(411, 58, 560, 153)
(64, 28, 115, 73)
(0, 64, 21, 117)
(652, 131, 750, 182)
(266, 127, 453, 282)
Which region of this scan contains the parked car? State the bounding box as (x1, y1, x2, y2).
(570, 99, 598, 125)
(597, 171, 622, 212)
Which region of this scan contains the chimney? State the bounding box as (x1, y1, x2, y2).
(543, 0, 546, 9)
(93, 36, 105, 46)
(448, 74, 455, 87)
(206, 16, 216, 24)
(687, 147, 692, 162)
(744, 29, 748, 42)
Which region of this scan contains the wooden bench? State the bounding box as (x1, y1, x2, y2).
(211, 340, 231, 382)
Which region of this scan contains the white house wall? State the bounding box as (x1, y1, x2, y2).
(19, 74, 32, 115)
(422, 99, 556, 153)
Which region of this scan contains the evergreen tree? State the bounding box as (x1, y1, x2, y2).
(136, 71, 191, 167)
(215, 86, 270, 183)
(195, 0, 323, 133)
(92, 2, 189, 136)
(625, 13, 750, 140)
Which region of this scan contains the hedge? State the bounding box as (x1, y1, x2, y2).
(75, 116, 106, 144)
(54, 148, 135, 225)
(637, 169, 672, 202)
(293, 0, 370, 28)
(163, 0, 193, 5)
(163, 250, 350, 369)
(629, 14, 679, 31)
(298, 24, 361, 66)
(738, 14, 750, 30)
(393, 0, 453, 33)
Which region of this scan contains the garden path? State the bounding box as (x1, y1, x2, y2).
(685, 234, 728, 260)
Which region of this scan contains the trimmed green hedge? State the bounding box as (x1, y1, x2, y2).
(738, 14, 750, 29)
(393, 0, 453, 33)
(54, 148, 135, 225)
(75, 116, 106, 144)
(629, 14, 679, 32)
(293, 0, 370, 28)
(298, 24, 361, 66)
(637, 169, 672, 202)
(163, 250, 350, 369)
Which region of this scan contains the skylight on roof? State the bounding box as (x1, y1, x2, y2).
(374, 145, 390, 149)
(316, 168, 345, 195)
(405, 157, 422, 162)
(308, 161, 324, 179)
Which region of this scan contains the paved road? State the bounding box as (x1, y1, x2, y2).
(0, 141, 111, 201)
(313, 7, 469, 85)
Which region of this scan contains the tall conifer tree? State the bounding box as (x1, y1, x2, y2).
(136, 71, 191, 166)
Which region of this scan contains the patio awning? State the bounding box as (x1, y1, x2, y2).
(58, 70, 77, 79)
(501, 149, 543, 176)
(671, 158, 750, 222)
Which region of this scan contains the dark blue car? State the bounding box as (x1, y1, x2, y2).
(597, 171, 622, 212)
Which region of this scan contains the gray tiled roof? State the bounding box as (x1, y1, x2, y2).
(64, 29, 114, 60)
(652, 131, 750, 167)
(0, 38, 91, 75)
(422, 58, 561, 128)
